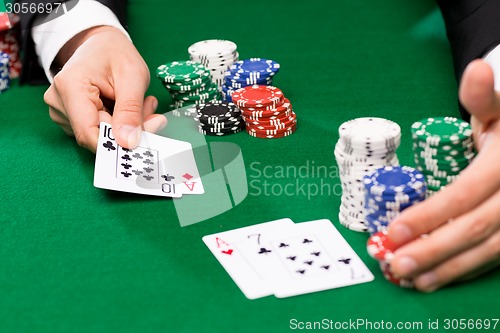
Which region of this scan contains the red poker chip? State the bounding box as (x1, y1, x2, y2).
(242, 109, 293, 122)
(366, 231, 398, 262)
(247, 126, 296, 139)
(379, 262, 414, 288)
(242, 98, 290, 113)
(245, 112, 297, 130)
(232, 85, 284, 108)
(247, 122, 297, 135)
(243, 110, 293, 123)
(246, 119, 297, 131)
(0, 13, 11, 32)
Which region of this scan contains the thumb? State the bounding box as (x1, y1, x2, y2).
(459, 60, 500, 126)
(111, 78, 149, 149)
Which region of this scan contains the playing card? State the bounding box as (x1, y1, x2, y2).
(236, 219, 374, 298)
(202, 218, 294, 300)
(94, 122, 204, 197)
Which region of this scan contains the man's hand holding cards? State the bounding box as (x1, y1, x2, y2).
(94, 122, 204, 198)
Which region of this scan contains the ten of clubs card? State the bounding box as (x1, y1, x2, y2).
(94, 122, 204, 198)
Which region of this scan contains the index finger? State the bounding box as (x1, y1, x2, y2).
(388, 126, 500, 245)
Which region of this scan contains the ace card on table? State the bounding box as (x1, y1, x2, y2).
(94, 122, 204, 197)
(203, 218, 374, 299)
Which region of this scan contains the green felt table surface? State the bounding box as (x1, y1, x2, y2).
(1, 0, 499, 332)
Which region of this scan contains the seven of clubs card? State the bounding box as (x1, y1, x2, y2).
(203, 219, 374, 299)
(94, 122, 204, 197)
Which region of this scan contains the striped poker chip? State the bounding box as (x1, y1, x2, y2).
(245, 112, 297, 130)
(246, 122, 296, 135)
(229, 58, 280, 78)
(188, 40, 237, 58)
(366, 231, 397, 262)
(339, 117, 402, 147)
(196, 101, 242, 121)
(231, 85, 284, 108)
(199, 120, 244, 131)
(156, 61, 209, 84)
(243, 109, 293, 122)
(198, 126, 243, 137)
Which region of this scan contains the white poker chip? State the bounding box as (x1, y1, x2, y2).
(339, 117, 401, 147)
(188, 39, 237, 57)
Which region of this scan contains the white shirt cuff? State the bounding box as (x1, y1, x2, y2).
(484, 44, 500, 91)
(32, 0, 130, 82)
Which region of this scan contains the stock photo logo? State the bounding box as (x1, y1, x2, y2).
(248, 161, 342, 200)
(158, 112, 248, 227)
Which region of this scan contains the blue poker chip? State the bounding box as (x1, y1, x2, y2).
(366, 209, 400, 221)
(366, 197, 424, 212)
(364, 166, 426, 197)
(365, 215, 390, 234)
(367, 186, 427, 203)
(221, 85, 238, 97)
(223, 75, 273, 87)
(229, 58, 280, 77)
(223, 78, 273, 89)
(223, 72, 274, 85)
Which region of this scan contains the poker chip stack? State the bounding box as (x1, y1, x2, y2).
(222, 58, 280, 102)
(363, 166, 426, 234)
(367, 231, 414, 288)
(156, 60, 221, 109)
(188, 40, 239, 90)
(0, 13, 21, 79)
(411, 117, 475, 196)
(334, 118, 401, 233)
(195, 101, 245, 136)
(232, 85, 297, 139)
(0, 52, 9, 93)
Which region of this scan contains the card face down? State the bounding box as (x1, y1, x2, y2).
(202, 218, 294, 300)
(94, 122, 204, 197)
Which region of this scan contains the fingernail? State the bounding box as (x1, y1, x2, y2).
(396, 256, 418, 275)
(390, 223, 413, 243)
(158, 115, 168, 131)
(153, 99, 158, 112)
(417, 271, 438, 291)
(118, 125, 141, 148)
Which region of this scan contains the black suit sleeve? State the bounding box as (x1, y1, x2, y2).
(437, 0, 500, 121)
(18, 0, 128, 84)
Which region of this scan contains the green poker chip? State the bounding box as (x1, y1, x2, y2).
(164, 74, 212, 92)
(411, 117, 472, 146)
(411, 117, 475, 192)
(156, 61, 210, 84)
